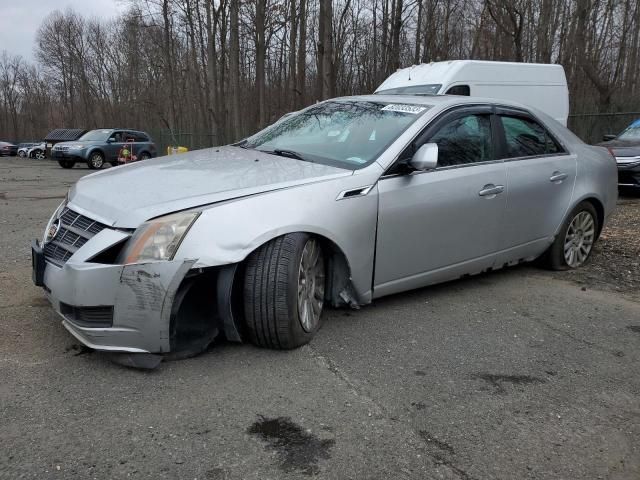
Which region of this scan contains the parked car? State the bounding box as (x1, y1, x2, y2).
(50, 128, 157, 169)
(0, 141, 18, 156)
(599, 119, 640, 188)
(32, 95, 617, 368)
(28, 142, 47, 159)
(375, 60, 570, 126)
(17, 142, 39, 157)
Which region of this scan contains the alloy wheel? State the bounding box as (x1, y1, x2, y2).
(90, 153, 104, 168)
(297, 238, 325, 332)
(563, 211, 595, 268)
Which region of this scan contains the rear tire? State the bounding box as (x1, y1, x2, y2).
(87, 152, 104, 169)
(18, 151, 26, 158)
(139, 152, 151, 161)
(243, 233, 326, 349)
(58, 160, 74, 169)
(543, 201, 598, 270)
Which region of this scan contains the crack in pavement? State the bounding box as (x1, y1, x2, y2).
(305, 344, 477, 480)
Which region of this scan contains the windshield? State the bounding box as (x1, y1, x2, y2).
(375, 84, 441, 96)
(241, 100, 429, 169)
(78, 129, 112, 142)
(619, 124, 640, 141)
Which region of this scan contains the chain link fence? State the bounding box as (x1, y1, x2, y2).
(568, 112, 640, 144)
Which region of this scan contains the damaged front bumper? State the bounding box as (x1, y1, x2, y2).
(39, 252, 195, 354)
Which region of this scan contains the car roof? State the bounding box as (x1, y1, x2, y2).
(337, 93, 532, 111)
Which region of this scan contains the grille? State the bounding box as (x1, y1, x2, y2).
(43, 208, 108, 266)
(60, 303, 114, 328)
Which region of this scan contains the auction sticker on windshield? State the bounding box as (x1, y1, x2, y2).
(381, 104, 426, 114)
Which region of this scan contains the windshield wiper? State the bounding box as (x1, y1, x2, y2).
(263, 149, 311, 162)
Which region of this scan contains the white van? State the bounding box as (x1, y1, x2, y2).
(375, 60, 569, 126)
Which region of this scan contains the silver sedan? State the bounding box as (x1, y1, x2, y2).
(32, 95, 617, 367)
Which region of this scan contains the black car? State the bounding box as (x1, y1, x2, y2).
(599, 119, 640, 188)
(50, 128, 157, 169)
(0, 141, 18, 156)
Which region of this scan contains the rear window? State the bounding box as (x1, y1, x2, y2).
(500, 115, 564, 158)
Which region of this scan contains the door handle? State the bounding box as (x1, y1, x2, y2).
(550, 171, 568, 183)
(478, 184, 505, 197)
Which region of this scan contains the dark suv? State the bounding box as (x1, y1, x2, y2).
(51, 129, 157, 169)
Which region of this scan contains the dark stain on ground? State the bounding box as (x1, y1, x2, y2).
(414, 370, 427, 376)
(627, 325, 640, 334)
(411, 401, 426, 410)
(475, 373, 546, 394)
(247, 416, 335, 475)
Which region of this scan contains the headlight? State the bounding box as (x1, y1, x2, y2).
(43, 194, 68, 243)
(68, 144, 85, 149)
(119, 211, 200, 264)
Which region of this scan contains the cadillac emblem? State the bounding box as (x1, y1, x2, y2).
(46, 219, 61, 243)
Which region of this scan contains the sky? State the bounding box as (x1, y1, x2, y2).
(0, 0, 127, 61)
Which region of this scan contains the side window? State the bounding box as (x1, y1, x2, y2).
(445, 85, 470, 96)
(110, 131, 124, 143)
(500, 115, 563, 158)
(428, 114, 494, 167)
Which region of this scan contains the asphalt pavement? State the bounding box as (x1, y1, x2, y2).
(1, 157, 639, 480)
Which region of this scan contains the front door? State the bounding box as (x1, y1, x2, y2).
(374, 109, 507, 298)
(106, 130, 125, 162)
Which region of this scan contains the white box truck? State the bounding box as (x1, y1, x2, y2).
(375, 60, 570, 126)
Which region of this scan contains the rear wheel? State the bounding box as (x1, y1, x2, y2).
(139, 152, 151, 161)
(244, 233, 326, 349)
(544, 201, 598, 270)
(87, 152, 104, 169)
(34, 150, 46, 160)
(58, 160, 74, 169)
(18, 150, 26, 158)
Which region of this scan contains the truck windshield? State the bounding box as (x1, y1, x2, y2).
(240, 100, 429, 169)
(78, 130, 112, 141)
(375, 84, 442, 95)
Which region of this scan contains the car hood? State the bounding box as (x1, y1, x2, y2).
(55, 140, 99, 148)
(598, 139, 640, 157)
(68, 146, 352, 228)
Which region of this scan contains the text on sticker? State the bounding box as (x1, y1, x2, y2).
(381, 104, 426, 114)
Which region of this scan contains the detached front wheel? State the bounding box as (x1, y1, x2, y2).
(244, 233, 326, 349)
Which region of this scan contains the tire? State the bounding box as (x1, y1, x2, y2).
(34, 150, 46, 160)
(87, 152, 104, 169)
(139, 152, 151, 161)
(18, 151, 26, 158)
(58, 160, 74, 169)
(544, 201, 599, 270)
(244, 233, 326, 349)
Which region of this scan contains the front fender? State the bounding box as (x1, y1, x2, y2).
(174, 173, 381, 303)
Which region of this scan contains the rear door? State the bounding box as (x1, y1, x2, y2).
(494, 109, 577, 261)
(374, 106, 507, 297)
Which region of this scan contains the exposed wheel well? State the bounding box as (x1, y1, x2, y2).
(582, 197, 605, 239)
(168, 233, 356, 353)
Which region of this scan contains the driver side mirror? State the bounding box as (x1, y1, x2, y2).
(602, 134, 616, 142)
(107, 137, 115, 143)
(409, 143, 438, 171)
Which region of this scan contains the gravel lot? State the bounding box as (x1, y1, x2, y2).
(1, 157, 639, 480)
